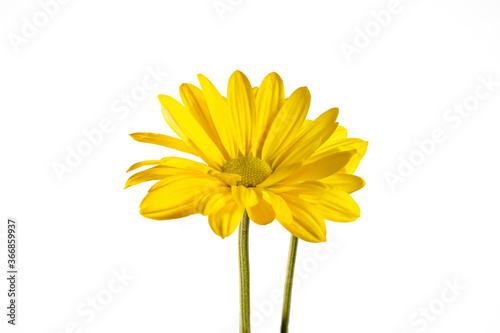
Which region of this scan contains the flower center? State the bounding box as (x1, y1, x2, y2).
(222, 157, 273, 187)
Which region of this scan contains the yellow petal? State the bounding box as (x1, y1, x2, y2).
(127, 160, 161, 172)
(261, 87, 311, 162)
(208, 201, 245, 239)
(330, 125, 347, 140)
(129, 133, 195, 155)
(227, 70, 255, 155)
(141, 203, 197, 220)
(194, 186, 232, 216)
(272, 108, 339, 169)
(179, 83, 229, 159)
(343, 144, 368, 174)
(317, 189, 361, 222)
(269, 181, 326, 203)
(259, 162, 302, 188)
(310, 138, 367, 164)
(252, 86, 259, 98)
(298, 119, 313, 135)
(128, 157, 213, 190)
(148, 162, 214, 192)
(253, 72, 285, 156)
(231, 186, 263, 208)
(139, 175, 217, 220)
(198, 74, 238, 157)
(278, 193, 327, 243)
(261, 111, 340, 186)
(208, 171, 242, 186)
(311, 139, 368, 175)
(262, 190, 292, 222)
(312, 138, 366, 157)
(284, 150, 355, 183)
(321, 174, 366, 193)
(159, 94, 226, 170)
(247, 199, 275, 225)
(158, 157, 212, 173)
(125, 166, 180, 189)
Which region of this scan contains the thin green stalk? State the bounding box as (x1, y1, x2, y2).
(239, 210, 251, 333)
(280, 235, 299, 333)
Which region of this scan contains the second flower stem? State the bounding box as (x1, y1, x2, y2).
(239, 210, 251, 333)
(281, 235, 299, 333)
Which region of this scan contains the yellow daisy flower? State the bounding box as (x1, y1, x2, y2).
(126, 71, 367, 243)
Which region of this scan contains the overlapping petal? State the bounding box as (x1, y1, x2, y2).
(274, 193, 327, 243)
(194, 185, 232, 216)
(208, 200, 245, 239)
(159, 94, 226, 169)
(231, 185, 263, 208)
(129, 133, 195, 155)
(127, 159, 161, 172)
(198, 74, 239, 157)
(261, 87, 311, 163)
(321, 174, 366, 194)
(139, 174, 218, 220)
(179, 83, 229, 159)
(317, 189, 361, 222)
(282, 150, 355, 183)
(247, 199, 276, 225)
(309, 138, 368, 174)
(253, 72, 285, 157)
(265, 108, 339, 185)
(227, 71, 255, 155)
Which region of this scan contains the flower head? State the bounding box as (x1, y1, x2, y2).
(126, 71, 367, 242)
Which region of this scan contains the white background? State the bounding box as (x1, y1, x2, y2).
(1, 0, 500, 332)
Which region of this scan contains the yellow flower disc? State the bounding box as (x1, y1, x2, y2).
(222, 156, 273, 187)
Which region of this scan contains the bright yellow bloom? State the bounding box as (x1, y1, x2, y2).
(126, 71, 367, 243)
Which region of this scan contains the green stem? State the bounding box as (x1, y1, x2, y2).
(281, 235, 299, 333)
(239, 210, 251, 333)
